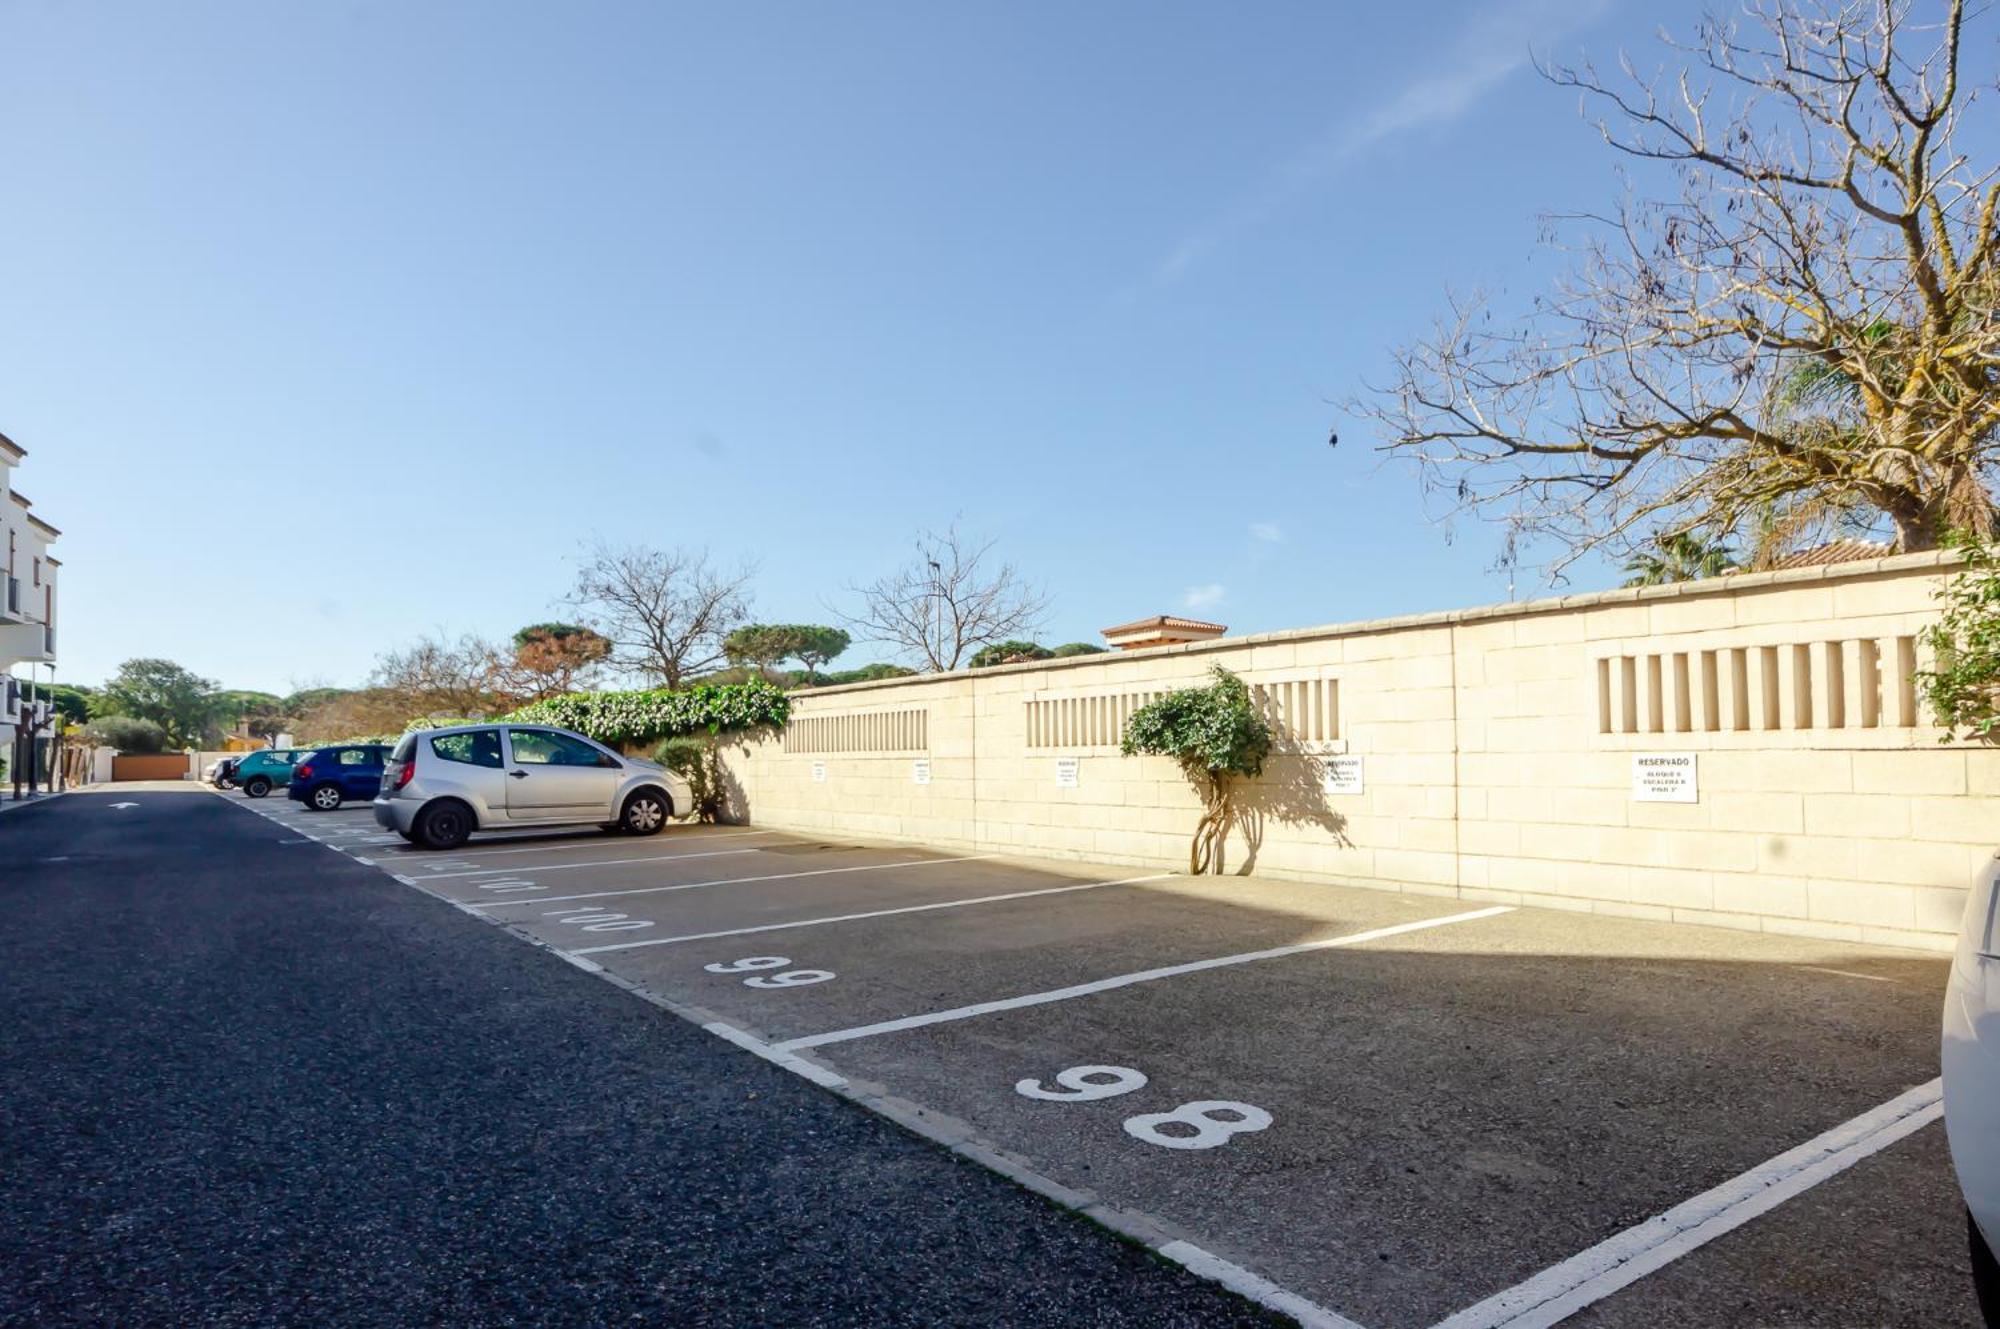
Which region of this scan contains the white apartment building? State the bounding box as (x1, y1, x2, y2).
(1, 431, 61, 787)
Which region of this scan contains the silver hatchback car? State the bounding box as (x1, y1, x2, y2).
(374, 722, 693, 850)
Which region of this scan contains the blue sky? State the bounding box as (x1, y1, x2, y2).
(0, 0, 1688, 694)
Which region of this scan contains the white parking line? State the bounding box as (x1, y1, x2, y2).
(420, 844, 776, 879)
(465, 854, 1001, 909)
(1429, 1078, 1943, 1329)
(379, 829, 785, 861)
(570, 872, 1176, 954)
(775, 906, 1514, 1052)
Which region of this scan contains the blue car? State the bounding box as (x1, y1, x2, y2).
(288, 743, 392, 811)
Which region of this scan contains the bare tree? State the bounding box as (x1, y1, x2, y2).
(371, 633, 515, 718)
(1353, 0, 2000, 575)
(843, 525, 1049, 671)
(570, 543, 755, 689)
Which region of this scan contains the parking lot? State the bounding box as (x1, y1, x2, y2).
(231, 792, 1973, 1328)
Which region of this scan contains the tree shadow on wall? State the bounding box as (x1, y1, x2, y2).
(1218, 739, 1351, 877)
(714, 740, 752, 825)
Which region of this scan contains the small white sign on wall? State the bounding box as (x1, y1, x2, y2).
(810, 760, 827, 784)
(1322, 756, 1365, 796)
(912, 759, 932, 786)
(1631, 752, 1698, 803)
(1055, 757, 1080, 789)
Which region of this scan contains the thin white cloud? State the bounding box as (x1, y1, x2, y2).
(1250, 522, 1284, 544)
(1182, 582, 1226, 610)
(1143, 0, 1608, 287)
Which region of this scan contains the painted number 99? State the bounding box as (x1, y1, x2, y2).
(704, 956, 837, 988)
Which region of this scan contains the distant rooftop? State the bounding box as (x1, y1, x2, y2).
(1100, 614, 1229, 651)
(1762, 539, 1895, 571)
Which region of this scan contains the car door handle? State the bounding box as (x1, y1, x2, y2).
(509, 770, 529, 779)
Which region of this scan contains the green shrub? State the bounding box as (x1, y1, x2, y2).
(654, 735, 724, 822)
(1120, 667, 1271, 874)
(1050, 642, 1106, 657)
(83, 715, 171, 754)
(1922, 535, 2000, 741)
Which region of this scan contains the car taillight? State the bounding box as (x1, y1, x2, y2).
(392, 761, 416, 791)
(296, 764, 315, 780)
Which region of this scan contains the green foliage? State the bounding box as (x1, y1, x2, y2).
(1050, 642, 1106, 657)
(503, 678, 790, 746)
(100, 659, 224, 746)
(725, 623, 852, 681)
(1921, 535, 2000, 741)
(213, 689, 282, 719)
(1620, 530, 1740, 587)
(282, 686, 350, 713)
(513, 621, 600, 649)
(41, 683, 95, 727)
(84, 715, 170, 754)
(654, 735, 724, 822)
(1121, 667, 1270, 778)
(813, 662, 917, 686)
(1120, 668, 1271, 874)
(968, 640, 1051, 668)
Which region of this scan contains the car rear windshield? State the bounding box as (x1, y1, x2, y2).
(390, 735, 417, 762)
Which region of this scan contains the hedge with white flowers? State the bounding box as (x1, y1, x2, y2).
(498, 678, 791, 745)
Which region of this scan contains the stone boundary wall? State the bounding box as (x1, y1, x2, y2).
(717, 551, 1994, 953)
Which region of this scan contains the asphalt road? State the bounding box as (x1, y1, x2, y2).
(0, 788, 1276, 1327)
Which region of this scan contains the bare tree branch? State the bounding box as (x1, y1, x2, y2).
(569, 544, 755, 689)
(1352, 0, 1999, 576)
(841, 525, 1050, 672)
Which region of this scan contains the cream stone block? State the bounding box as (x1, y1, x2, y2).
(1914, 884, 1972, 933)
(1762, 914, 1866, 945)
(1583, 603, 1650, 640)
(1908, 796, 2000, 844)
(1831, 576, 1933, 618)
(1666, 830, 1759, 874)
(1856, 925, 1955, 953)
(1853, 836, 1974, 887)
(1627, 866, 1715, 910)
(1708, 793, 1805, 835)
(1850, 750, 1966, 796)
(1592, 900, 1674, 923)
(1629, 801, 1710, 832)
(1807, 878, 1916, 928)
(1712, 872, 1809, 918)
(1705, 750, 1853, 794)
(1555, 858, 1629, 898)
(1768, 832, 1856, 880)
(1802, 793, 1911, 839)
(1509, 612, 1589, 647)
(1644, 594, 1738, 635)
(1459, 820, 1520, 856)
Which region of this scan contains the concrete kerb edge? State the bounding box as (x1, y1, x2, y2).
(229, 788, 1347, 1329)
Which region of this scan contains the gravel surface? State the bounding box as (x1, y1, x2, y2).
(0, 790, 1277, 1327)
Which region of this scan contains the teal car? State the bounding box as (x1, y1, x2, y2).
(235, 749, 307, 799)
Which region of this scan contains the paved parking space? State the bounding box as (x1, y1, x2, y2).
(224, 791, 1975, 1327)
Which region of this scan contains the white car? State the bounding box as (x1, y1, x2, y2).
(373, 722, 693, 850)
(1945, 854, 2000, 1322)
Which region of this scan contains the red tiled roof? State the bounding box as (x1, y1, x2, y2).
(1762, 539, 1893, 570)
(1100, 615, 1228, 637)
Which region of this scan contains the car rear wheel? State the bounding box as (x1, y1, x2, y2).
(309, 784, 343, 811)
(1972, 1210, 2000, 1327)
(414, 801, 473, 851)
(620, 789, 670, 836)
(243, 776, 272, 798)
